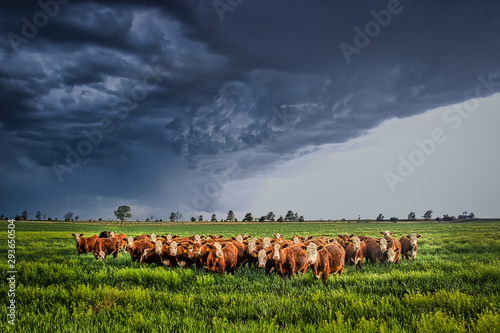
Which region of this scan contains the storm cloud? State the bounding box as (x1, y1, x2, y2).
(1, 0, 499, 219)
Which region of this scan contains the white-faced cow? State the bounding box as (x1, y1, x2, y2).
(399, 234, 421, 260)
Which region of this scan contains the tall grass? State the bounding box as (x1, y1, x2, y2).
(1, 221, 499, 332)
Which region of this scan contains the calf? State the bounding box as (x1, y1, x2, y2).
(271, 243, 308, 278)
(344, 236, 366, 268)
(206, 242, 238, 274)
(383, 237, 401, 264)
(400, 234, 421, 260)
(72, 233, 98, 255)
(304, 242, 345, 281)
(256, 248, 275, 274)
(93, 238, 121, 260)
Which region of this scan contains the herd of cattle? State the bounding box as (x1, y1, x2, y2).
(71, 231, 421, 280)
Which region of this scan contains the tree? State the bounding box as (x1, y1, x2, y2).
(75, 215, 79, 221)
(266, 211, 275, 222)
(114, 205, 132, 224)
(150, 215, 154, 222)
(285, 210, 295, 222)
(170, 212, 182, 222)
(64, 212, 74, 221)
(43, 214, 46, 220)
(198, 215, 204, 222)
(376, 214, 384, 221)
(243, 212, 253, 222)
(259, 216, 266, 222)
(390, 217, 398, 223)
(146, 218, 150, 222)
(277, 216, 284, 222)
(36, 211, 42, 221)
(298, 215, 305, 222)
(408, 212, 416, 220)
(21, 210, 28, 220)
(190, 216, 197, 222)
(211, 214, 217, 222)
(423, 210, 433, 220)
(226, 210, 235, 222)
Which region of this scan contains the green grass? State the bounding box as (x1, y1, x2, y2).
(1, 220, 500, 332)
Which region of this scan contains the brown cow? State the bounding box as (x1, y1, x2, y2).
(344, 236, 366, 268)
(400, 234, 421, 260)
(206, 242, 238, 274)
(362, 237, 388, 264)
(383, 237, 402, 264)
(72, 233, 98, 255)
(139, 247, 164, 266)
(304, 242, 345, 280)
(256, 248, 275, 274)
(109, 232, 127, 250)
(337, 233, 354, 248)
(93, 237, 121, 260)
(271, 243, 308, 278)
(124, 236, 154, 262)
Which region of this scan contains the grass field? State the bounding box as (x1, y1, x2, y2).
(1, 220, 500, 332)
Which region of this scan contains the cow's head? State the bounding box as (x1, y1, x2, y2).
(247, 238, 257, 254)
(125, 236, 134, 250)
(109, 232, 115, 238)
(406, 234, 421, 248)
(72, 233, 82, 242)
(212, 242, 224, 258)
(386, 248, 396, 263)
(274, 233, 282, 240)
(154, 240, 163, 255)
(380, 231, 392, 238)
(150, 233, 157, 243)
(169, 241, 178, 256)
(262, 237, 271, 249)
(272, 243, 282, 261)
(376, 238, 388, 252)
(292, 236, 300, 244)
(304, 243, 323, 265)
(337, 233, 354, 247)
(193, 234, 201, 242)
(163, 234, 172, 242)
(96, 250, 106, 260)
(352, 236, 361, 252)
(235, 235, 243, 243)
(257, 249, 269, 268)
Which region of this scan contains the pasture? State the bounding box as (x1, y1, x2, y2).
(1, 220, 500, 332)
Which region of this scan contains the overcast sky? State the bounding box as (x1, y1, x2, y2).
(1, 0, 499, 221)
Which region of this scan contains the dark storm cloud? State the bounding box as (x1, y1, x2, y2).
(1, 0, 499, 217)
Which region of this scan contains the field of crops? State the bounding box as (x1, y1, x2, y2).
(1, 220, 500, 332)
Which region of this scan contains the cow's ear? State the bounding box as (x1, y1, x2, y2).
(349, 234, 354, 238)
(219, 235, 223, 238)
(337, 234, 343, 238)
(376, 239, 380, 244)
(417, 234, 421, 238)
(231, 237, 236, 240)
(200, 235, 205, 239)
(406, 235, 411, 239)
(380, 231, 384, 235)
(282, 243, 290, 249)
(301, 245, 307, 250)
(266, 249, 273, 255)
(317, 246, 325, 251)
(72, 233, 75, 237)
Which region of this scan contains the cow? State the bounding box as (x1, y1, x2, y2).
(72, 233, 99, 255)
(139, 247, 164, 266)
(271, 243, 308, 278)
(344, 236, 366, 268)
(124, 236, 154, 262)
(337, 233, 354, 248)
(363, 237, 388, 264)
(93, 237, 121, 260)
(400, 234, 421, 260)
(383, 237, 401, 264)
(206, 242, 238, 274)
(303, 242, 345, 281)
(257, 248, 276, 274)
(109, 232, 127, 250)
(274, 233, 284, 240)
